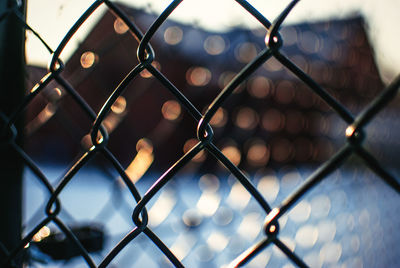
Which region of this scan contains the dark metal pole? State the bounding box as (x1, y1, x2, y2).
(0, 0, 26, 266)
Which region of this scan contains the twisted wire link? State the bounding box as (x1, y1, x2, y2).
(0, 0, 399, 267)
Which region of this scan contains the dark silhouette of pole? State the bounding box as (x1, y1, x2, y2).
(0, 0, 26, 266)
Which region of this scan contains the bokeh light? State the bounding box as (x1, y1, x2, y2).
(80, 51, 97, 68)
(186, 66, 212, 86)
(161, 100, 182, 121)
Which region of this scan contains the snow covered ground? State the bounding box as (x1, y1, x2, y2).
(22, 164, 400, 267)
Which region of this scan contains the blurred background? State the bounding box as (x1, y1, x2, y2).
(18, 0, 400, 267)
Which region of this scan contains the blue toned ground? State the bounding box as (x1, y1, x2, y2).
(23, 163, 400, 268)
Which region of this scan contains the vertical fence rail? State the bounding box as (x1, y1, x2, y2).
(0, 0, 26, 267)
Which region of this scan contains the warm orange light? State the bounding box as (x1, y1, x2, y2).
(186, 67, 212, 87)
(345, 125, 355, 137)
(247, 140, 270, 166)
(140, 61, 161, 78)
(161, 100, 181, 121)
(102, 112, 124, 134)
(30, 72, 52, 93)
(136, 138, 153, 153)
(32, 226, 50, 242)
(80, 131, 103, 148)
(114, 18, 129, 34)
(209, 107, 227, 127)
(111, 96, 127, 114)
(235, 107, 258, 130)
(221, 145, 241, 166)
(125, 150, 153, 183)
(183, 139, 205, 162)
(126, 138, 154, 183)
(80, 51, 97, 69)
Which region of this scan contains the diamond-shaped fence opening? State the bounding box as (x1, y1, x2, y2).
(1, 0, 399, 267)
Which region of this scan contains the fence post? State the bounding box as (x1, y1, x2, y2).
(0, 0, 26, 266)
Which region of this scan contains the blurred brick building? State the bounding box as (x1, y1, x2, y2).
(25, 4, 391, 174)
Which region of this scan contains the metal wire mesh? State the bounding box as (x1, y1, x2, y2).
(1, 0, 400, 267)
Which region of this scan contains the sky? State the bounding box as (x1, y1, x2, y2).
(26, 0, 400, 83)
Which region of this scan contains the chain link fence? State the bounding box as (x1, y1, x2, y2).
(1, 0, 400, 267)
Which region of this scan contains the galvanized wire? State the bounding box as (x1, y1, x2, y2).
(1, 0, 399, 267)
